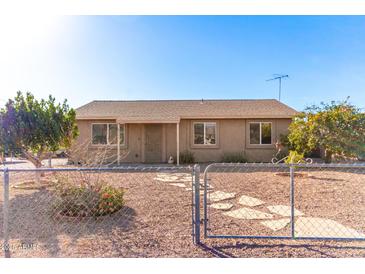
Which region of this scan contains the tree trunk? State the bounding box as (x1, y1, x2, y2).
(324, 149, 332, 163)
(22, 149, 43, 184)
(0, 152, 4, 164)
(22, 149, 42, 168)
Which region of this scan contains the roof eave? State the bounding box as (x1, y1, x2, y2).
(76, 116, 118, 120)
(76, 114, 296, 122)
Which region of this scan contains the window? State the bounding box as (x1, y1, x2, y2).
(249, 122, 272, 145)
(109, 124, 118, 145)
(194, 122, 216, 145)
(92, 124, 107, 144)
(119, 124, 125, 145)
(92, 124, 125, 145)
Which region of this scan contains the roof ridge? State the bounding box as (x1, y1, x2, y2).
(75, 99, 298, 120)
(90, 99, 279, 103)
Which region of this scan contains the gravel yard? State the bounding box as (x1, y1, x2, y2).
(0, 161, 365, 258)
(203, 165, 365, 257)
(0, 168, 206, 257)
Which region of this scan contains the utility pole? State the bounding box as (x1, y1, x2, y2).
(266, 74, 289, 101)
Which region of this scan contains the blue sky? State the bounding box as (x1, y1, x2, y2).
(1, 16, 365, 111)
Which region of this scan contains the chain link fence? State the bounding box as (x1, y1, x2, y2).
(201, 163, 365, 241)
(1, 165, 195, 257)
(2, 162, 365, 257)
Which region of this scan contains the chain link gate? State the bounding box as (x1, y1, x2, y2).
(193, 163, 365, 243)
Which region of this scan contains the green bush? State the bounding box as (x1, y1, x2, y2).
(52, 178, 124, 217)
(221, 152, 247, 163)
(285, 151, 304, 164)
(287, 101, 365, 163)
(356, 144, 365, 161)
(179, 150, 195, 164)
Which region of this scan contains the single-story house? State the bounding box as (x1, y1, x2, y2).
(75, 99, 298, 164)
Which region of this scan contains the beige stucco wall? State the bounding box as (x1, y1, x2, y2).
(170, 118, 291, 162)
(74, 118, 292, 164)
(73, 119, 143, 163)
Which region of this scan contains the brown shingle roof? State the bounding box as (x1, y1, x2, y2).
(76, 99, 298, 122)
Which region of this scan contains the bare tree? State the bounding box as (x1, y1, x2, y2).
(65, 140, 131, 188)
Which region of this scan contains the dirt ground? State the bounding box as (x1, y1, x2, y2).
(202, 165, 365, 257)
(0, 161, 365, 258)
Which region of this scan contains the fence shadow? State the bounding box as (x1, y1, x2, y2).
(198, 241, 365, 258)
(0, 188, 136, 257)
(307, 176, 345, 182)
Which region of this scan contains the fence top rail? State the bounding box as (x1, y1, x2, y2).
(0, 165, 194, 172)
(204, 162, 365, 170)
(201, 162, 365, 179)
(2, 162, 365, 173)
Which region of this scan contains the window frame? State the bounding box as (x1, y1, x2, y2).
(91, 123, 126, 146)
(119, 123, 126, 146)
(192, 121, 218, 147)
(249, 122, 273, 145)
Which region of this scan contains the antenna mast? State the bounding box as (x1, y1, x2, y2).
(266, 74, 289, 101)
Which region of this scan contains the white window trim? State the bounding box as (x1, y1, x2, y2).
(91, 123, 126, 146)
(193, 122, 217, 146)
(249, 122, 272, 145)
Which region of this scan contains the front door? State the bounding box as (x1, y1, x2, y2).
(144, 124, 162, 163)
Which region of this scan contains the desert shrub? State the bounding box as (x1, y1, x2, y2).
(285, 151, 304, 164)
(97, 185, 125, 216)
(179, 150, 195, 164)
(52, 177, 124, 217)
(221, 152, 247, 163)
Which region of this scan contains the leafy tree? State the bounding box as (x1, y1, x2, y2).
(287, 100, 365, 163)
(0, 91, 78, 168)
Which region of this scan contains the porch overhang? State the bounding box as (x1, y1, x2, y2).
(115, 117, 181, 166)
(116, 117, 180, 124)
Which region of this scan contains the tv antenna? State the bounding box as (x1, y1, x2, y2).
(266, 74, 289, 101)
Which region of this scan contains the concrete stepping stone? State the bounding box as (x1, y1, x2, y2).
(267, 205, 304, 217)
(209, 191, 236, 202)
(223, 207, 273, 220)
(166, 176, 179, 181)
(210, 203, 234, 211)
(238, 195, 264, 207)
(295, 217, 365, 238)
(177, 178, 192, 182)
(155, 177, 181, 182)
(261, 218, 290, 231)
(169, 183, 186, 188)
(155, 174, 185, 182)
(154, 178, 173, 182)
(157, 174, 179, 180)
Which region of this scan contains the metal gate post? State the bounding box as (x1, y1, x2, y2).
(193, 164, 200, 244)
(203, 166, 208, 238)
(3, 168, 10, 258)
(290, 165, 295, 239)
